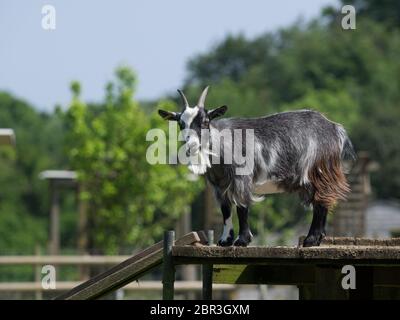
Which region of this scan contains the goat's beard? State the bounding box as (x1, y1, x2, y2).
(188, 149, 210, 175)
(187, 142, 218, 175)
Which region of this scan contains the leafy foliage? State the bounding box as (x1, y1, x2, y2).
(0, 92, 65, 254)
(184, 3, 400, 236)
(65, 67, 202, 253)
(1, 0, 400, 258)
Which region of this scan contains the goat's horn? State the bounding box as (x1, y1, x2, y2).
(177, 89, 189, 109)
(197, 86, 209, 108)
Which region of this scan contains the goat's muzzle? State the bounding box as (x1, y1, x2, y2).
(186, 141, 200, 157)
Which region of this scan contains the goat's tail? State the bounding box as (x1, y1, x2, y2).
(309, 154, 351, 210)
(309, 125, 354, 210)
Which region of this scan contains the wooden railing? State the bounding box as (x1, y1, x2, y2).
(1, 231, 225, 299)
(0, 255, 131, 265)
(0, 280, 234, 293)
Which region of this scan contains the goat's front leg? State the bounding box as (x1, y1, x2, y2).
(217, 202, 234, 247)
(234, 206, 253, 247)
(303, 203, 327, 247)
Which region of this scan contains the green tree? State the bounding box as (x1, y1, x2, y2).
(65, 67, 202, 253)
(0, 92, 67, 255)
(183, 3, 400, 240)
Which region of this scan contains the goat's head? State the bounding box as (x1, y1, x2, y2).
(158, 86, 228, 157)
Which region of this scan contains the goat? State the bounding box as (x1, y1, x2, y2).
(158, 87, 355, 247)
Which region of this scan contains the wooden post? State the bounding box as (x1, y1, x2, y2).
(202, 230, 214, 300)
(49, 181, 60, 255)
(177, 207, 196, 299)
(204, 181, 216, 230)
(34, 245, 42, 300)
(298, 285, 315, 300)
(77, 184, 89, 280)
(162, 230, 175, 300)
(77, 185, 88, 254)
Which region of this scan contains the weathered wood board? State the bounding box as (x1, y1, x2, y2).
(213, 264, 315, 285)
(186, 237, 400, 300)
(172, 242, 400, 265)
(298, 236, 400, 246)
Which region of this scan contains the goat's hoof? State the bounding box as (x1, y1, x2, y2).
(233, 232, 253, 247)
(303, 233, 324, 247)
(217, 229, 234, 247)
(217, 238, 234, 247)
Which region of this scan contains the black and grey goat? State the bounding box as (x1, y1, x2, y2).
(158, 87, 355, 247)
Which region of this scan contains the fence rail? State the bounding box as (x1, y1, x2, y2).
(0, 255, 131, 265)
(0, 231, 236, 299)
(0, 281, 235, 292)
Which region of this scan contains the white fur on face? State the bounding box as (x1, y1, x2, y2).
(188, 151, 210, 175)
(181, 106, 201, 153)
(181, 106, 210, 175)
(180, 107, 199, 129)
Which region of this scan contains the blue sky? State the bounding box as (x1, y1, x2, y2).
(0, 0, 336, 111)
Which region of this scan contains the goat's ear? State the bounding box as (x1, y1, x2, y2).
(208, 105, 228, 120)
(158, 109, 180, 121)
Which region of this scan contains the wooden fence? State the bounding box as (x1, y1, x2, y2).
(0, 231, 234, 299)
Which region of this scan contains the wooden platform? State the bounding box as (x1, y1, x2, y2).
(55, 231, 400, 300)
(172, 244, 400, 264)
(163, 234, 400, 300)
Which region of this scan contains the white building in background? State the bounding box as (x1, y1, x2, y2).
(365, 201, 400, 238)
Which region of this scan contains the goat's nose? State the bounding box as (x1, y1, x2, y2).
(186, 141, 199, 156)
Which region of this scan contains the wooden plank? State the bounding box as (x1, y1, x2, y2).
(173, 246, 299, 260)
(374, 287, 400, 299)
(373, 266, 400, 287)
(0, 255, 130, 265)
(314, 266, 348, 300)
(300, 246, 400, 260)
(213, 265, 400, 291)
(172, 245, 400, 262)
(56, 231, 200, 300)
(298, 237, 400, 247)
(313, 265, 375, 300)
(0, 281, 235, 292)
(349, 266, 374, 300)
(213, 265, 315, 285)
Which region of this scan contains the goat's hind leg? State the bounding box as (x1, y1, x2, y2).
(217, 202, 234, 247)
(303, 203, 327, 247)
